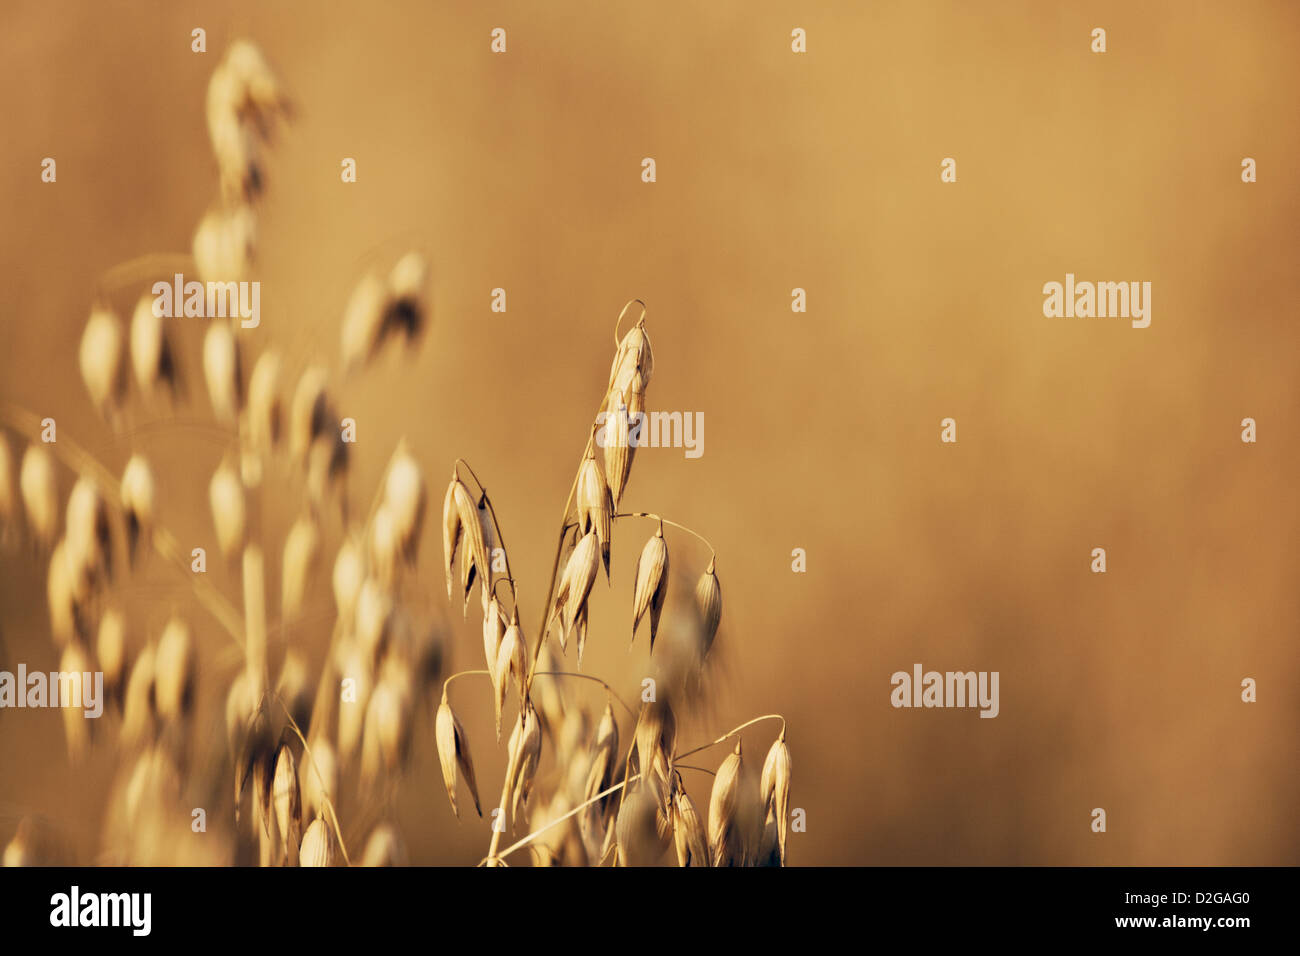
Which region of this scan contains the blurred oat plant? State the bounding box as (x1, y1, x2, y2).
(0, 40, 790, 868)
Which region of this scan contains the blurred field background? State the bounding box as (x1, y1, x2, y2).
(1, 0, 1298, 865)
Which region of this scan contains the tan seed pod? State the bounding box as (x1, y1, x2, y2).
(492, 616, 524, 740)
(631, 525, 669, 650)
(608, 321, 654, 393)
(602, 392, 632, 507)
(46, 541, 78, 646)
(552, 530, 599, 646)
(272, 745, 302, 858)
(672, 780, 709, 867)
(708, 740, 743, 867)
(582, 703, 620, 838)
(154, 616, 196, 724)
(383, 443, 425, 563)
(615, 779, 671, 867)
(208, 460, 246, 559)
(281, 514, 320, 622)
(247, 350, 282, 453)
(58, 642, 93, 764)
(19, 444, 58, 547)
(482, 595, 503, 678)
(505, 702, 542, 825)
(331, 534, 364, 622)
(300, 739, 338, 823)
(435, 697, 481, 818)
(695, 557, 722, 658)
(354, 579, 392, 668)
(452, 481, 488, 610)
(760, 730, 792, 865)
(368, 504, 399, 590)
(361, 823, 408, 867)
(298, 817, 338, 867)
(202, 321, 242, 425)
(120, 454, 155, 561)
(65, 477, 110, 595)
(340, 272, 391, 370)
(97, 607, 127, 698)
(440, 474, 464, 600)
(79, 305, 128, 417)
(575, 452, 612, 579)
(288, 367, 330, 466)
(121, 644, 158, 751)
(129, 294, 178, 395)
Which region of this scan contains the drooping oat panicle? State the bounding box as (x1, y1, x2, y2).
(435, 697, 482, 818)
(575, 452, 612, 579)
(631, 524, 669, 650)
(760, 730, 792, 865)
(281, 514, 320, 622)
(299, 817, 339, 867)
(635, 699, 677, 788)
(120, 454, 155, 562)
(708, 740, 743, 867)
(695, 557, 722, 658)
(19, 444, 58, 547)
(202, 322, 243, 426)
(209, 459, 246, 559)
(79, 305, 127, 419)
(672, 777, 709, 867)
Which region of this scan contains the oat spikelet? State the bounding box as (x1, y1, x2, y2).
(602, 392, 632, 508)
(129, 294, 179, 396)
(202, 321, 243, 425)
(708, 740, 743, 867)
(504, 701, 542, 826)
(97, 607, 127, 700)
(453, 481, 489, 611)
(65, 477, 111, 595)
(300, 739, 338, 823)
(209, 459, 246, 559)
(551, 530, 599, 649)
(19, 444, 58, 547)
(79, 305, 127, 419)
(695, 557, 722, 658)
(760, 730, 792, 865)
(575, 452, 612, 579)
(154, 616, 196, 724)
(672, 778, 709, 867)
(299, 817, 339, 867)
(440, 473, 464, 600)
(273, 744, 302, 863)
(492, 614, 522, 740)
(331, 535, 364, 622)
(120, 454, 155, 562)
(435, 697, 482, 818)
(631, 524, 669, 650)
(383, 442, 426, 564)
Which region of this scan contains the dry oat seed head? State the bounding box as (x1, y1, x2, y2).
(154, 616, 196, 723)
(440, 473, 464, 600)
(695, 558, 722, 658)
(299, 817, 338, 867)
(575, 452, 612, 579)
(708, 740, 743, 867)
(65, 477, 111, 594)
(273, 744, 302, 854)
(120, 454, 155, 561)
(209, 459, 246, 559)
(202, 321, 243, 425)
(553, 530, 600, 645)
(482, 595, 504, 678)
(301, 739, 338, 823)
(79, 305, 128, 417)
(435, 698, 482, 818)
(383, 443, 426, 563)
(672, 780, 709, 867)
(331, 535, 364, 622)
(760, 730, 792, 865)
(19, 444, 58, 547)
(602, 393, 632, 508)
(631, 525, 669, 650)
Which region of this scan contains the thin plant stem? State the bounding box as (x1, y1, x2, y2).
(614, 512, 717, 559)
(531, 671, 636, 719)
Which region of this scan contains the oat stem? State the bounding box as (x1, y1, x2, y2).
(614, 511, 717, 558)
(673, 714, 787, 762)
(531, 671, 636, 718)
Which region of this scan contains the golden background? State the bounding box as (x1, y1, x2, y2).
(1, 0, 1297, 864)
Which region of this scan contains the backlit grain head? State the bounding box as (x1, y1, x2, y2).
(79, 305, 128, 418)
(120, 454, 155, 561)
(19, 444, 58, 547)
(631, 524, 669, 650)
(435, 697, 482, 819)
(708, 740, 743, 867)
